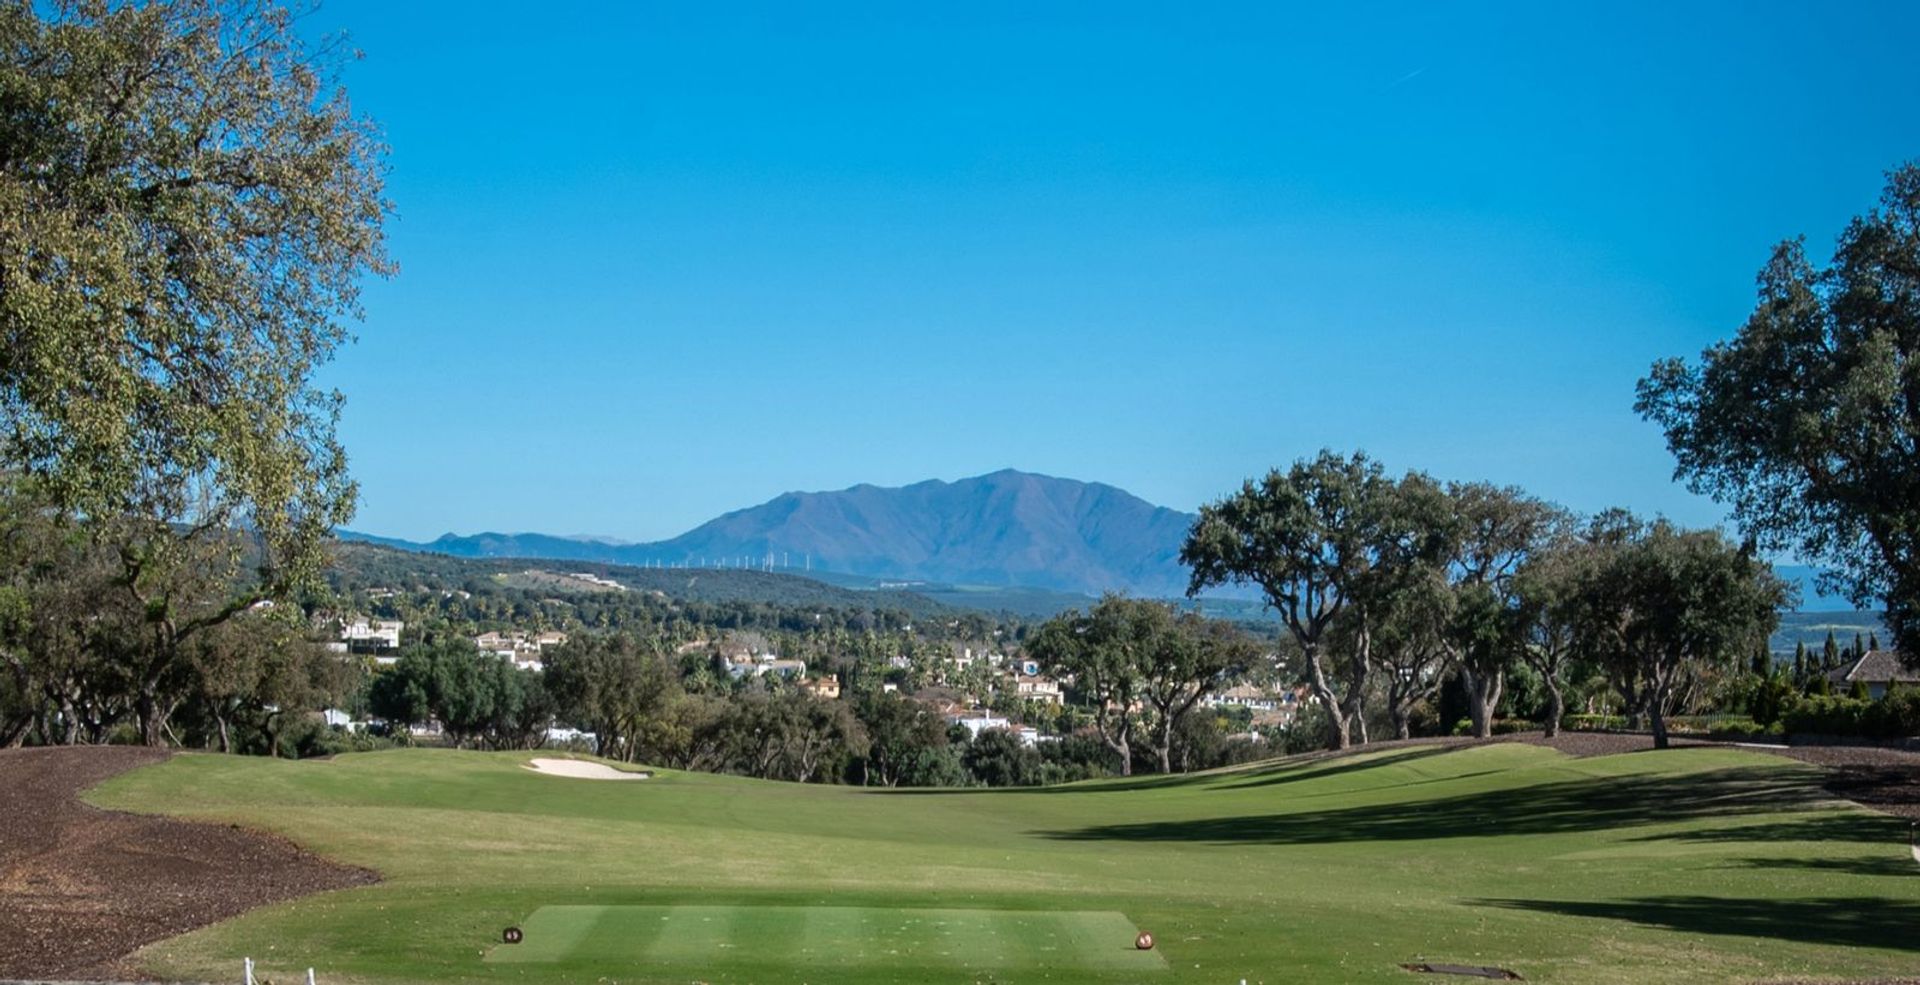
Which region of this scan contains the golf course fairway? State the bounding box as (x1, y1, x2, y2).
(87, 742, 1920, 984)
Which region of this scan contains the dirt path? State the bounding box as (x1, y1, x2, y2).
(0, 746, 376, 981)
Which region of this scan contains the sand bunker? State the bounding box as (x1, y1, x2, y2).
(523, 758, 651, 780)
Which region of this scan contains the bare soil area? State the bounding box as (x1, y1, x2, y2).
(0, 746, 375, 981)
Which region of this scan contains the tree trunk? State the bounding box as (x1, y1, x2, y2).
(1462, 666, 1503, 739)
(1648, 672, 1673, 750)
(1306, 643, 1353, 751)
(57, 696, 79, 744)
(1107, 734, 1133, 776)
(1390, 706, 1411, 741)
(136, 686, 168, 748)
(1322, 692, 1351, 750)
(1542, 682, 1565, 737)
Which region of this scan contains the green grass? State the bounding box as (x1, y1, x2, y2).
(88, 743, 1920, 985)
(483, 904, 1163, 977)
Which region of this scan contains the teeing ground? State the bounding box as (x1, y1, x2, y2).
(485, 904, 1168, 975)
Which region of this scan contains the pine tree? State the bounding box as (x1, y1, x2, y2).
(1823, 631, 1840, 669)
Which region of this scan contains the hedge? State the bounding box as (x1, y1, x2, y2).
(1779, 689, 1920, 740)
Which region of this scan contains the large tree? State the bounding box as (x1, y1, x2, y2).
(1137, 612, 1257, 774)
(1025, 595, 1156, 775)
(1637, 163, 1920, 661)
(855, 691, 951, 787)
(543, 634, 679, 761)
(1365, 565, 1453, 740)
(1441, 483, 1566, 739)
(0, 477, 134, 745)
(1576, 516, 1787, 749)
(1508, 529, 1592, 737)
(0, 1, 391, 744)
(1182, 450, 1449, 750)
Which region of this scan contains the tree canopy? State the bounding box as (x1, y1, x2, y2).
(1637, 163, 1920, 659)
(0, 0, 391, 743)
(1181, 450, 1448, 749)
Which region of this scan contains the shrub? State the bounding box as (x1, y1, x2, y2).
(1448, 718, 1540, 736)
(1780, 696, 1872, 736)
(1709, 719, 1783, 741)
(1749, 676, 1798, 726)
(1861, 687, 1920, 739)
(1565, 714, 1627, 732)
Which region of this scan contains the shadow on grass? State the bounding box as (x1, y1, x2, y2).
(1632, 812, 1908, 846)
(876, 745, 1475, 797)
(1213, 745, 1469, 792)
(1724, 855, 1919, 877)
(1474, 896, 1920, 951)
(1044, 766, 1843, 845)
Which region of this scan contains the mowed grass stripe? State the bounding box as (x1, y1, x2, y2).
(920, 907, 1015, 969)
(484, 904, 1158, 972)
(1058, 911, 1167, 970)
(643, 905, 736, 963)
(483, 905, 606, 964)
(799, 903, 869, 967)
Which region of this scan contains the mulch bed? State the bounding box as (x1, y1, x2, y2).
(1766, 744, 1920, 822)
(1299, 730, 1920, 821)
(0, 746, 376, 981)
(1513, 731, 1920, 820)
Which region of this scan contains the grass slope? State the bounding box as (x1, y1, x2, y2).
(90, 744, 1920, 985)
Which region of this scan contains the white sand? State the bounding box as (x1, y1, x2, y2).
(523, 758, 650, 780)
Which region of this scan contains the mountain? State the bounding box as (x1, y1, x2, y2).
(341, 469, 1201, 598)
(339, 472, 1880, 616)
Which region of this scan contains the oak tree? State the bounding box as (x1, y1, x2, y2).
(1638, 163, 1920, 661)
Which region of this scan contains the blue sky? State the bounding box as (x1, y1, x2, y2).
(310, 1, 1920, 543)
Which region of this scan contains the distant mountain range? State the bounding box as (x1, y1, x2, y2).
(340, 469, 1201, 598)
(339, 469, 1872, 610)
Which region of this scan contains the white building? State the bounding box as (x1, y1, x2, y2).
(1203, 684, 1281, 713)
(1013, 673, 1063, 706)
(474, 629, 568, 670)
(342, 618, 403, 652)
(947, 710, 1010, 739)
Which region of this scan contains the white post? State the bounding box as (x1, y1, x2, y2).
(243, 957, 255, 985)
(307, 968, 317, 985)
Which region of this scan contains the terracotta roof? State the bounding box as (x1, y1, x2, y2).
(1830, 650, 1920, 685)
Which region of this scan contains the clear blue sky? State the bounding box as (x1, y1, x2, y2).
(309, 1, 1920, 543)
